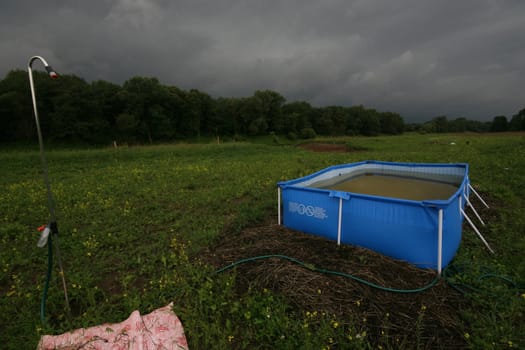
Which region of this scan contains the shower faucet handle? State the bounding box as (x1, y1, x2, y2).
(37, 224, 51, 248)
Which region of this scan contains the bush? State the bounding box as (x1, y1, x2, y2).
(233, 134, 246, 142)
(270, 132, 280, 145)
(299, 128, 316, 139)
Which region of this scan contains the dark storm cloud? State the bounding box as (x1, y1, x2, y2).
(1, 0, 524, 121)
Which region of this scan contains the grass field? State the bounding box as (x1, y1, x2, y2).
(1, 133, 524, 349)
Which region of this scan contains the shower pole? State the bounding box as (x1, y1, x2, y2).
(28, 56, 71, 319)
(28, 56, 58, 224)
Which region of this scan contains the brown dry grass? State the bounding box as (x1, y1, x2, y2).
(201, 222, 469, 348)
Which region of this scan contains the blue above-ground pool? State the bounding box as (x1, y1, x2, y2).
(277, 160, 470, 271)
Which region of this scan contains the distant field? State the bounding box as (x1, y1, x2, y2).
(1, 133, 524, 349)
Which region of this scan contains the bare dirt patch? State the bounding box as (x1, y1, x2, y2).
(201, 223, 468, 348)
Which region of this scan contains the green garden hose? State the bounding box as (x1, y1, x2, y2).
(41, 234, 53, 324)
(214, 254, 524, 296)
(214, 254, 440, 293)
(442, 263, 523, 297)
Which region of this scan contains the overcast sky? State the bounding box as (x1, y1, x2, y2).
(1, 0, 524, 122)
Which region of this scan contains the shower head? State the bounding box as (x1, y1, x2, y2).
(45, 65, 58, 79)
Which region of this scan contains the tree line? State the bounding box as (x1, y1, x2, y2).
(1, 69, 523, 145)
(406, 112, 525, 134)
(1, 70, 405, 144)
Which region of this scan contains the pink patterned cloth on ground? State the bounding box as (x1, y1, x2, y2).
(37, 302, 188, 350)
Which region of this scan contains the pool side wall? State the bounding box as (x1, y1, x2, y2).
(278, 161, 469, 270)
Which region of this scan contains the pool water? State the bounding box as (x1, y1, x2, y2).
(311, 174, 459, 201)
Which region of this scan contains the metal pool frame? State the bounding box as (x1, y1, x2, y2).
(277, 160, 492, 273)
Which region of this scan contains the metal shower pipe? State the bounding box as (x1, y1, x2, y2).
(28, 56, 70, 321)
(28, 56, 59, 225)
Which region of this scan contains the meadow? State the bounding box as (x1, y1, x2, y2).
(1, 133, 524, 349)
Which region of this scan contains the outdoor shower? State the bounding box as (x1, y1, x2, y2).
(28, 55, 70, 323)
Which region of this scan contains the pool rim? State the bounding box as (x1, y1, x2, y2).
(277, 160, 470, 208)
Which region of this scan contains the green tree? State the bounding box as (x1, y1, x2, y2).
(314, 107, 336, 135)
(434, 116, 449, 133)
(212, 97, 241, 136)
(314, 106, 348, 136)
(252, 90, 286, 133)
(48, 74, 98, 142)
(185, 89, 213, 138)
(465, 119, 490, 132)
(346, 106, 365, 135)
(448, 118, 467, 132)
(509, 108, 525, 131)
(491, 115, 508, 132)
(122, 76, 173, 142)
(360, 109, 381, 136)
(115, 112, 139, 141)
(282, 101, 313, 134)
(330, 107, 348, 135)
(379, 112, 404, 134)
(235, 96, 271, 136)
(90, 80, 123, 140)
(0, 70, 34, 141)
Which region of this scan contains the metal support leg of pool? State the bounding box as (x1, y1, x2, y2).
(468, 183, 490, 209)
(337, 197, 343, 245)
(464, 194, 485, 226)
(438, 209, 443, 275)
(461, 208, 495, 254)
(277, 188, 280, 225)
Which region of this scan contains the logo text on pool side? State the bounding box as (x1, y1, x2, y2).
(288, 202, 327, 219)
